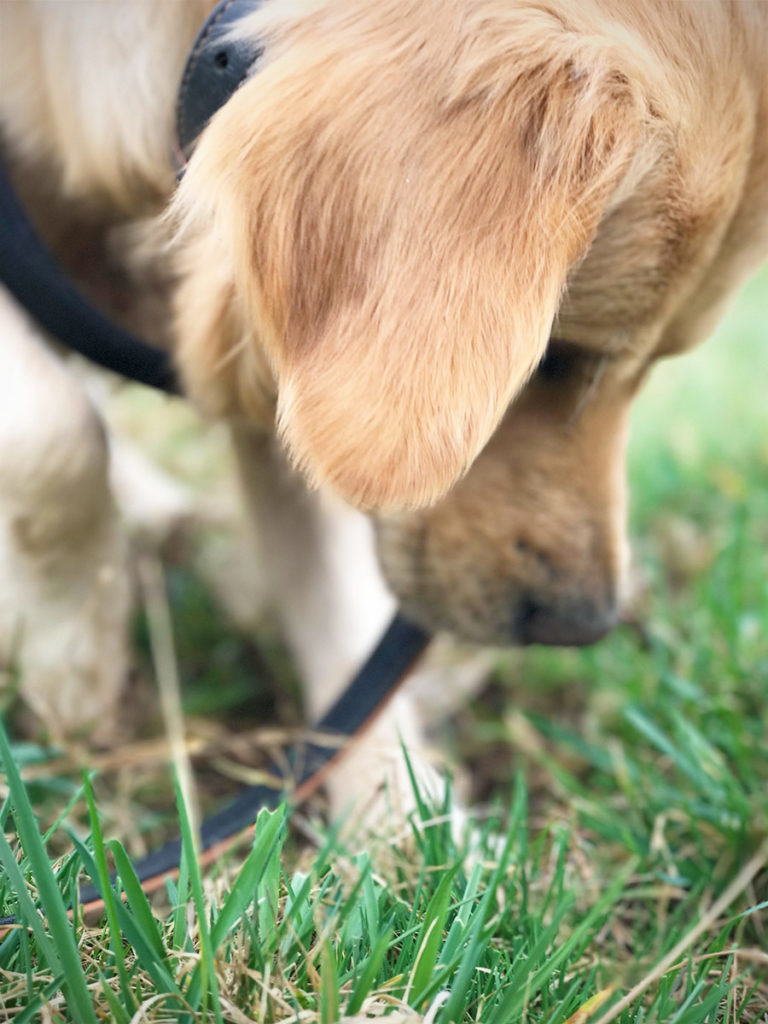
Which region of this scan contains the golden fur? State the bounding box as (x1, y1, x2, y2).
(1, 0, 767, 747)
(172, 0, 768, 644)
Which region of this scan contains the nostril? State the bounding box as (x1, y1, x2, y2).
(516, 594, 541, 630)
(513, 538, 556, 579)
(514, 594, 618, 647)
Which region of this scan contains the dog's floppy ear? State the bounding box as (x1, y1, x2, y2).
(174, 4, 645, 511)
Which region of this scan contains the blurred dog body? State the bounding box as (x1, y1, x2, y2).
(0, 1, 766, 811)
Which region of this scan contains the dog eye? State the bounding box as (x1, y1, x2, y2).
(535, 340, 583, 382)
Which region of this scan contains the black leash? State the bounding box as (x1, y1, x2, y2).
(81, 612, 429, 906)
(0, 0, 432, 928)
(0, 614, 430, 925)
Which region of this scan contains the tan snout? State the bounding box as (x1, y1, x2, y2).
(375, 369, 632, 648)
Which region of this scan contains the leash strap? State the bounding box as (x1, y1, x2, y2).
(0, 0, 430, 926)
(0, 161, 179, 394)
(0, 614, 429, 922)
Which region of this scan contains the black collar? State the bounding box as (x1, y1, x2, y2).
(0, 159, 180, 393)
(0, 1, 267, 395)
(175, 0, 266, 171)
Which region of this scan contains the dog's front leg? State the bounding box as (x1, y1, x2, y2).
(0, 286, 131, 740)
(230, 426, 450, 831)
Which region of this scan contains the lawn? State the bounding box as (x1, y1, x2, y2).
(0, 267, 766, 1022)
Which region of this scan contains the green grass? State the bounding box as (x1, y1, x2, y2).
(0, 735, 765, 1021)
(0, 268, 767, 1021)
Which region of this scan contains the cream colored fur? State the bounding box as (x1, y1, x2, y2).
(1, 1, 766, 817)
(0, 286, 130, 738)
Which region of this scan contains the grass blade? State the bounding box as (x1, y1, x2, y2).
(82, 772, 136, 1013)
(71, 835, 182, 999)
(0, 829, 61, 972)
(408, 865, 459, 1008)
(174, 770, 224, 1021)
(345, 924, 394, 1016)
(211, 804, 286, 950)
(107, 839, 166, 960)
(320, 940, 340, 1024)
(0, 719, 98, 1024)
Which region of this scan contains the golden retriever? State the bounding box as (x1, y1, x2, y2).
(1, 0, 766, 812)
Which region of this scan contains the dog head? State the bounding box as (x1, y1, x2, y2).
(173, 0, 758, 645)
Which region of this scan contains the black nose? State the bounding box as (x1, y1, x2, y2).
(515, 595, 618, 647)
